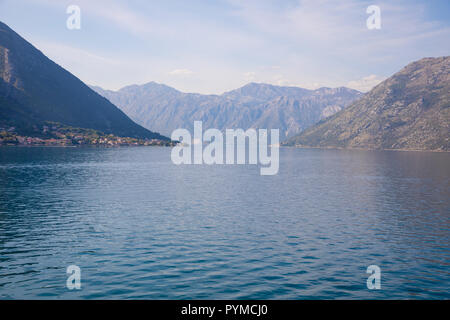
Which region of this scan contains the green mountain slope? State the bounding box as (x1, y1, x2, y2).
(285, 56, 450, 151)
(0, 21, 167, 140)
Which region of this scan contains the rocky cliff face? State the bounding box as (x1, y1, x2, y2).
(92, 82, 362, 139)
(285, 57, 450, 151)
(0, 21, 167, 140)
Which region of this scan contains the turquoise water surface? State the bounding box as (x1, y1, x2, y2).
(0, 147, 449, 299)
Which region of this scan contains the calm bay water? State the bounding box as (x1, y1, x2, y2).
(0, 146, 449, 299)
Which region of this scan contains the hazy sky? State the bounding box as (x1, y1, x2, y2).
(0, 0, 449, 94)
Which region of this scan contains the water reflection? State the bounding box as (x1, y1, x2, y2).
(0, 147, 449, 299)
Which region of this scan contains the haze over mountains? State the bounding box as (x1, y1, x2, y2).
(286, 56, 450, 151)
(91, 82, 362, 139)
(0, 21, 166, 140)
(1, 20, 447, 151)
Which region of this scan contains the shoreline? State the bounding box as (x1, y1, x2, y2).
(280, 145, 450, 153)
(0, 143, 173, 148)
(2, 143, 448, 153)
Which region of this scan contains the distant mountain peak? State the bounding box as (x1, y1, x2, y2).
(92, 80, 362, 140)
(285, 56, 450, 151)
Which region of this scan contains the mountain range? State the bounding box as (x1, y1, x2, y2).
(1, 20, 448, 151)
(286, 56, 450, 151)
(91, 82, 362, 139)
(0, 21, 166, 140)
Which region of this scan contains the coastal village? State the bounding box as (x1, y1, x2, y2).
(0, 123, 173, 147)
